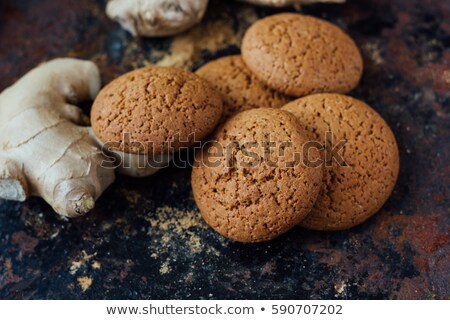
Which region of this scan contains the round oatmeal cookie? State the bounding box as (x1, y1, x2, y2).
(241, 13, 363, 97)
(191, 108, 323, 242)
(91, 66, 223, 154)
(282, 93, 399, 230)
(195, 55, 291, 119)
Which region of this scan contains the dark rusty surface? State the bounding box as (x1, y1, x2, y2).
(0, 0, 449, 299)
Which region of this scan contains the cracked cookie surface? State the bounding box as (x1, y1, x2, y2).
(191, 108, 323, 242)
(195, 55, 291, 120)
(91, 66, 223, 154)
(241, 13, 363, 97)
(282, 93, 399, 230)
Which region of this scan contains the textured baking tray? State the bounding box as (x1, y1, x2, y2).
(0, 0, 449, 299)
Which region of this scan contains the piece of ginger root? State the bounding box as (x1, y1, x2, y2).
(0, 58, 115, 217)
(106, 0, 209, 37)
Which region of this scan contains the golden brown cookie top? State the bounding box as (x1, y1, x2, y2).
(91, 66, 223, 154)
(191, 108, 323, 242)
(242, 13, 363, 97)
(195, 55, 291, 119)
(282, 93, 399, 230)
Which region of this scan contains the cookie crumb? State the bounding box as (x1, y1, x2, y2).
(77, 276, 93, 292)
(160, 260, 171, 275)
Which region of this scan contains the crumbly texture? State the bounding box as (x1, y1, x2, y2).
(241, 13, 363, 97)
(91, 66, 223, 154)
(155, 19, 244, 69)
(282, 93, 399, 230)
(191, 108, 323, 242)
(195, 55, 291, 120)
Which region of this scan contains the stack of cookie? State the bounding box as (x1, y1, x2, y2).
(191, 13, 399, 242)
(90, 13, 399, 243)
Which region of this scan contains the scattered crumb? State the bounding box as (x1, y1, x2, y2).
(161, 234, 171, 246)
(146, 206, 212, 256)
(364, 42, 384, 65)
(69, 251, 97, 275)
(187, 233, 202, 254)
(70, 262, 83, 275)
(145, 205, 225, 261)
(160, 260, 171, 275)
(156, 20, 240, 69)
(155, 6, 258, 70)
(101, 221, 113, 231)
(147, 206, 206, 232)
(115, 217, 126, 225)
(184, 272, 194, 283)
(50, 230, 60, 239)
(334, 280, 347, 297)
(91, 260, 101, 270)
(145, 207, 220, 274)
(77, 276, 93, 292)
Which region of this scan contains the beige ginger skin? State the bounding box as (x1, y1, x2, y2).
(0, 58, 116, 217)
(106, 0, 209, 37)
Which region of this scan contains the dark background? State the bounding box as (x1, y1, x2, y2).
(0, 0, 449, 299)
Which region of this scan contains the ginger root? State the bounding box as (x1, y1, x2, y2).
(0, 58, 115, 217)
(106, 0, 209, 37)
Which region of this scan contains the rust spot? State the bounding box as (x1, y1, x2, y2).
(395, 277, 433, 299)
(119, 270, 128, 280)
(373, 213, 449, 255)
(0, 258, 22, 290)
(413, 256, 429, 273)
(11, 231, 38, 259)
(402, 217, 450, 254)
(261, 261, 276, 276)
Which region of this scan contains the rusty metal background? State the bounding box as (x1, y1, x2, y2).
(0, 0, 449, 299)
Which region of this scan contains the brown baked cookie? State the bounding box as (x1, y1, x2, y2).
(195, 55, 291, 119)
(282, 93, 399, 230)
(191, 108, 323, 242)
(91, 66, 223, 154)
(241, 13, 363, 97)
